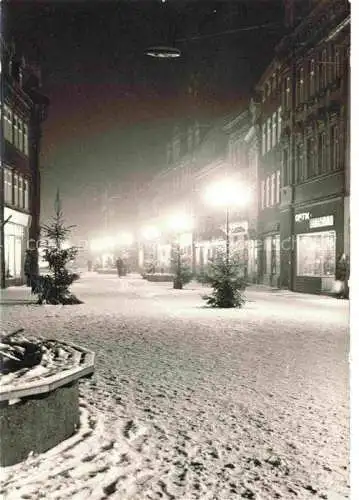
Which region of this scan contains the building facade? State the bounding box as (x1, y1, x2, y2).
(137, 110, 258, 277)
(256, 0, 350, 293)
(1, 40, 49, 286)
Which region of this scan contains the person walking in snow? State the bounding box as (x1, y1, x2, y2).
(116, 257, 124, 277)
(334, 253, 349, 299)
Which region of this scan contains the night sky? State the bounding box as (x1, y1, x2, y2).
(4, 0, 285, 239)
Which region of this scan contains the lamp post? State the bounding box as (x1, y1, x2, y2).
(140, 225, 161, 273)
(167, 213, 194, 289)
(203, 178, 251, 267)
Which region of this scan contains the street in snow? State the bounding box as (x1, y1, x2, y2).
(1, 275, 349, 500)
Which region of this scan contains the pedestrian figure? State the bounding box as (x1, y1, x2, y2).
(24, 250, 34, 287)
(116, 257, 124, 277)
(87, 260, 92, 272)
(334, 253, 350, 299)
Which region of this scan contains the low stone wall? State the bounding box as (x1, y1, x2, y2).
(0, 382, 79, 467)
(0, 341, 95, 467)
(96, 269, 118, 275)
(143, 273, 174, 282)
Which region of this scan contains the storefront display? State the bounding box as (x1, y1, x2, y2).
(4, 207, 30, 283)
(297, 230, 336, 277)
(293, 200, 343, 293)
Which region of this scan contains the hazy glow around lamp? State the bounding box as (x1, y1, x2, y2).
(167, 213, 194, 232)
(141, 226, 161, 241)
(203, 179, 251, 207)
(117, 232, 134, 246)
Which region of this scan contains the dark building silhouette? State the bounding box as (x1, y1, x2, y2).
(1, 38, 49, 285)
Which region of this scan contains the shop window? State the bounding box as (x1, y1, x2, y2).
(297, 230, 336, 277)
(276, 170, 281, 204)
(4, 224, 24, 279)
(309, 59, 315, 96)
(318, 132, 326, 174)
(272, 112, 277, 147)
(307, 137, 315, 177)
(261, 180, 265, 210)
(331, 125, 340, 170)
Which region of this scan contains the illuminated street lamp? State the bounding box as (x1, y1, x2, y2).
(167, 213, 194, 233)
(117, 232, 134, 247)
(203, 178, 251, 266)
(141, 225, 161, 241)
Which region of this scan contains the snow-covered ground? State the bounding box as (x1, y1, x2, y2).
(0, 275, 349, 499)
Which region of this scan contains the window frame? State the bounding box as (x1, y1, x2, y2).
(270, 173, 276, 206)
(318, 132, 326, 174)
(276, 170, 281, 204)
(260, 180, 265, 210)
(272, 112, 277, 147)
(265, 177, 270, 207)
(297, 230, 336, 277)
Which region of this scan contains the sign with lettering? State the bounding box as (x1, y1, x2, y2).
(309, 215, 334, 229)
(295, 212, 310, 223)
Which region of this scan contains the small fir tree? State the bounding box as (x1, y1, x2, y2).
(200, 253, 246, 308)
(171, 244, 193, 289)
(33, 190, 82, 305)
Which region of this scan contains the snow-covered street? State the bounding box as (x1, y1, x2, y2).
(1, 274, 349, 500)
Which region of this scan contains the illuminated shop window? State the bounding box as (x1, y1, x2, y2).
(297, 230, 336, 277)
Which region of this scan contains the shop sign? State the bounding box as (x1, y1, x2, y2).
(309, 215, 334, 229)
(295, 212, 310, 223)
